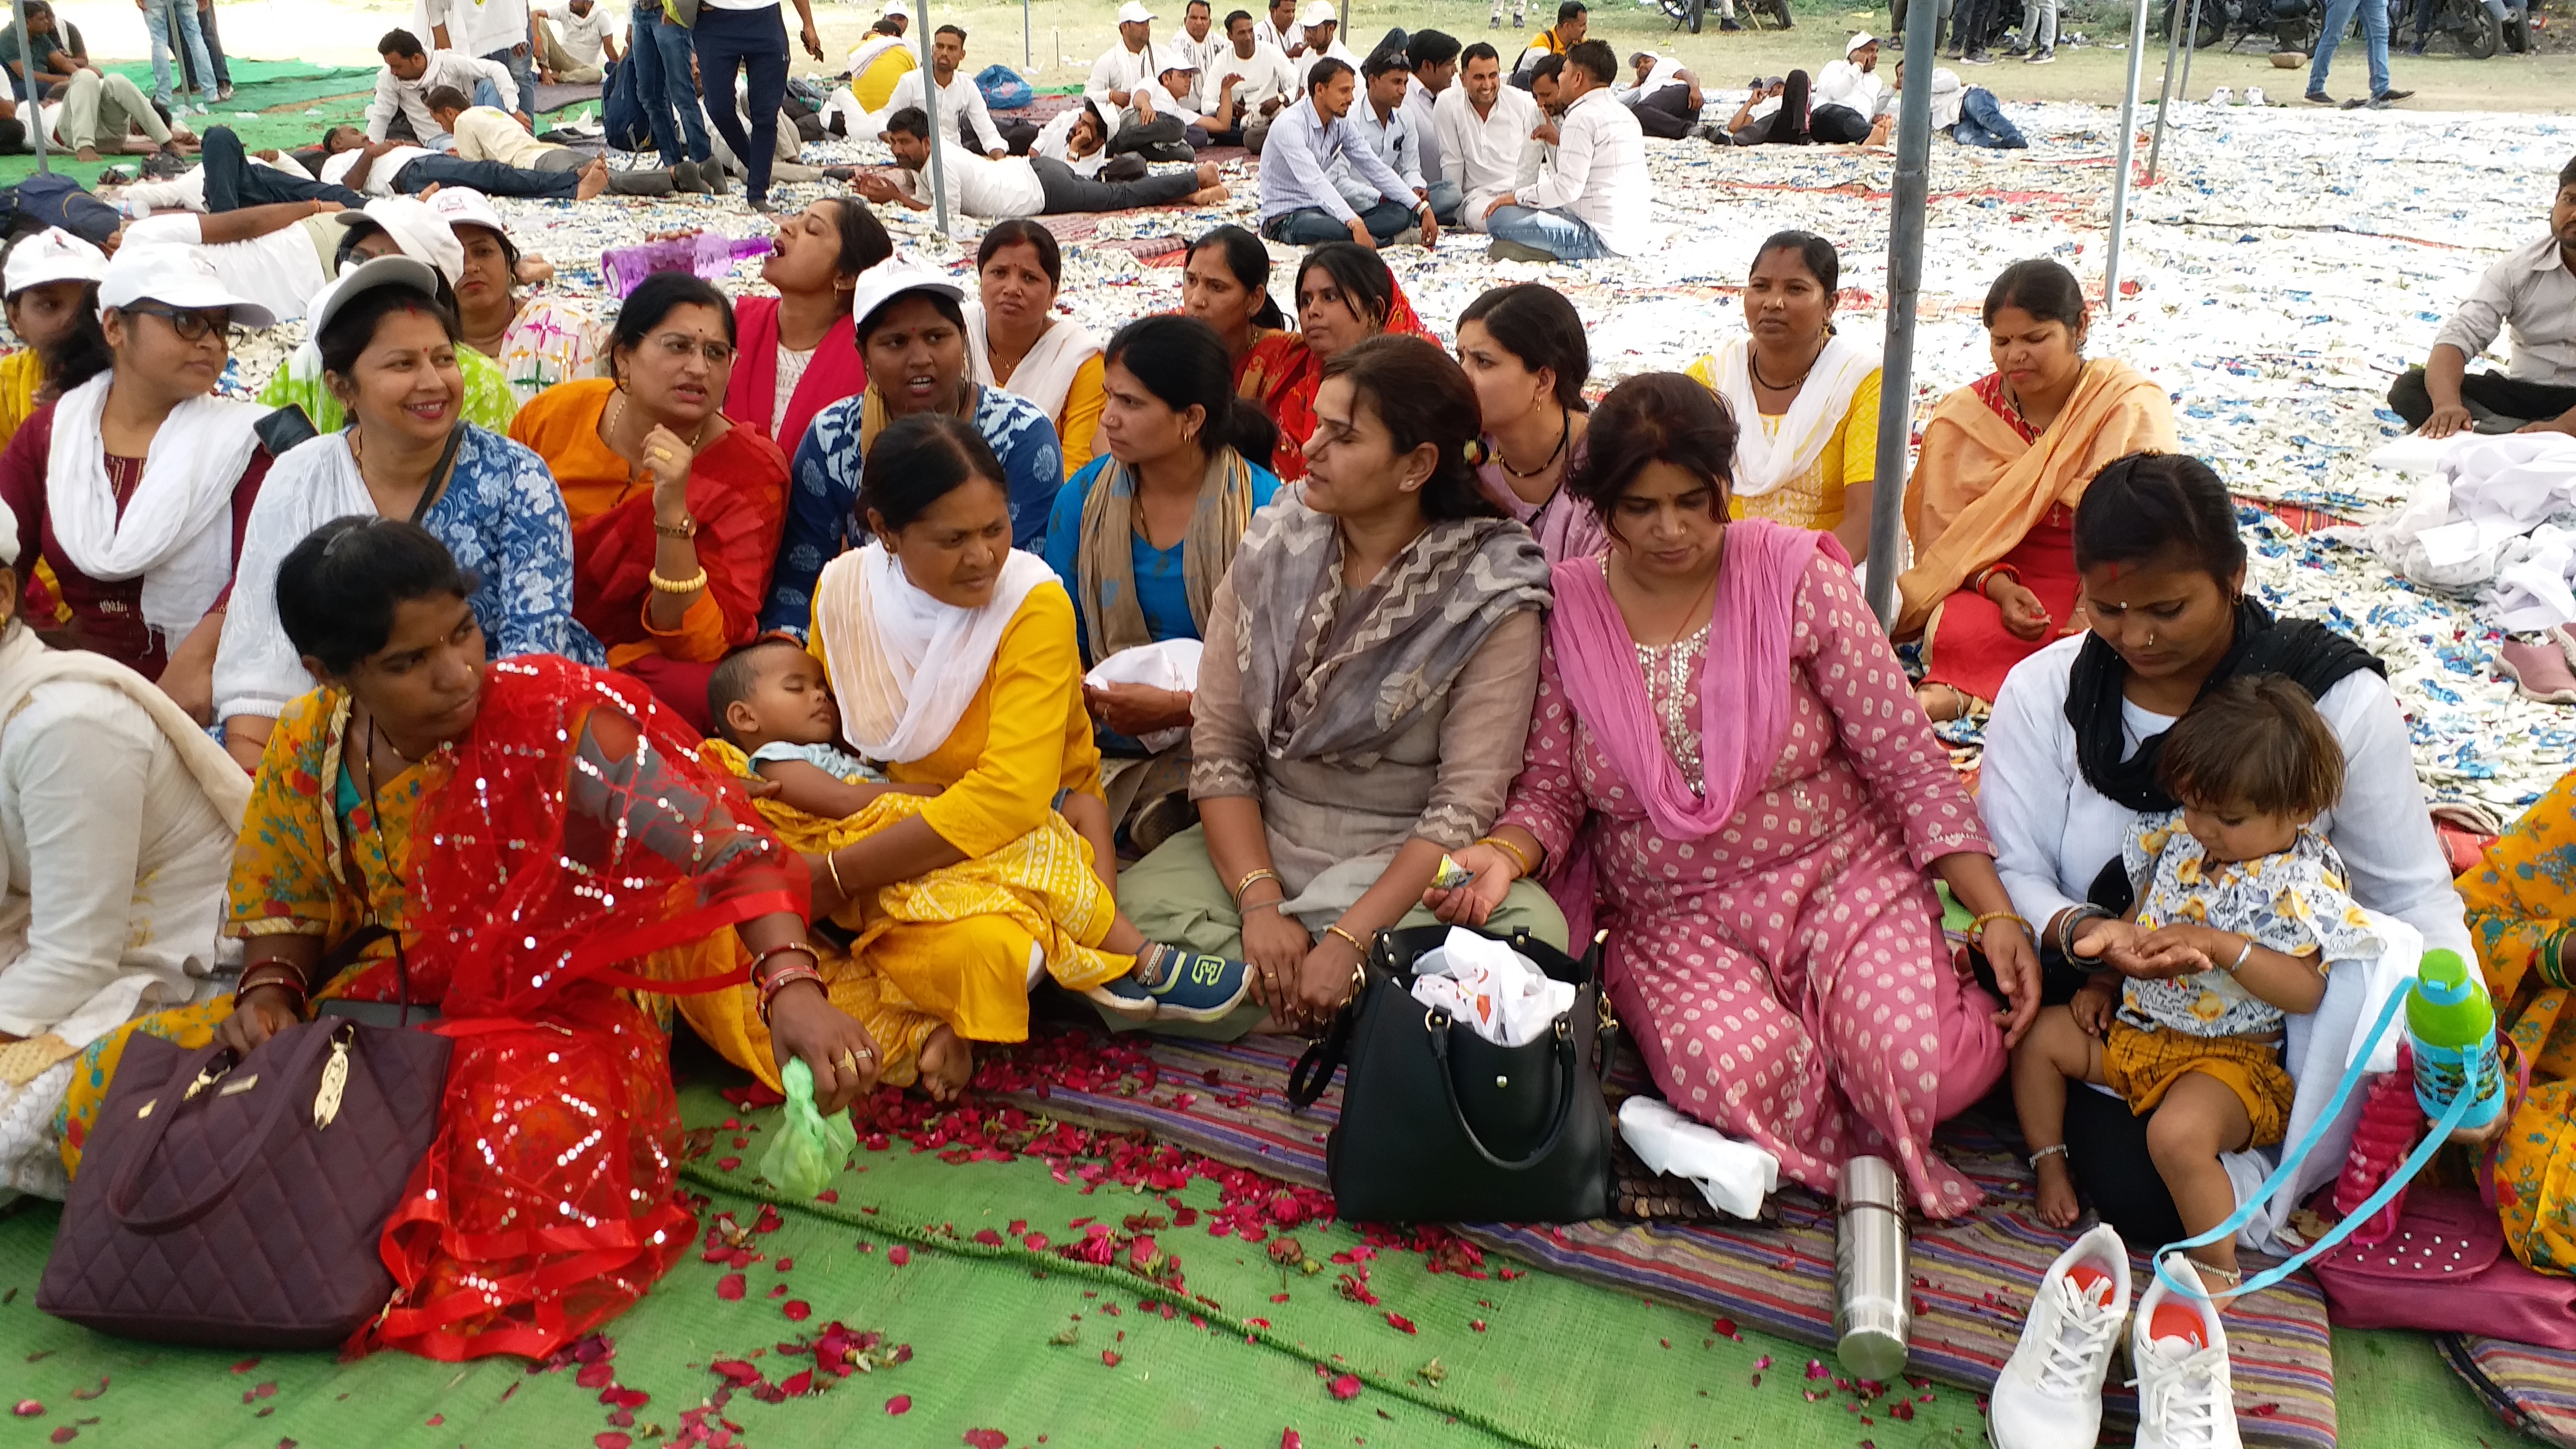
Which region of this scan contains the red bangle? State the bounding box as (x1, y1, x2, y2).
(1973, 564, 2023, 599)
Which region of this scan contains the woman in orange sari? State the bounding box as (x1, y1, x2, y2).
(1896, 258, 2176, 722)
(510, 272, 790, 733)
(1234, 242, 1431, 482)
(59, 519, 879, 1360)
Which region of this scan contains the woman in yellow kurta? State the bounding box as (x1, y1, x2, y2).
(680, 414, 1252, 1100)
(2457, 769, 2576, 1273)
(1685, 231, 1882, 563)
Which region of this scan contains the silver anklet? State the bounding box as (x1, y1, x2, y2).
(2028, 1144, 2068, 1167)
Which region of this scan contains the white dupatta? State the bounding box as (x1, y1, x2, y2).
(45, 372, 264, 648)
(1706, 332, 1880, 500)
(964, 301, 1102, 425)
(814, 542, 1055, 764)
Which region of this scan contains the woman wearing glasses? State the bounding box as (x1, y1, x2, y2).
(510, 272, 790, 731)
(0, 244, 276, 724)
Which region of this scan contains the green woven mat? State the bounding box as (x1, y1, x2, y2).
(0, 1073, 2546, 1448)
(1, 58, 374, 188)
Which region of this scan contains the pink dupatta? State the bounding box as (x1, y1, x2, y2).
(1540, 520, 1849, 939)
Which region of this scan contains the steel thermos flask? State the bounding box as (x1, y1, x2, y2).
(1834, 1156, 1911, 1381)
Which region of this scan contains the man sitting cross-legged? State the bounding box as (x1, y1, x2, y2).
(855, 104, 1225, 219)
(2393, 151, 2576, 441)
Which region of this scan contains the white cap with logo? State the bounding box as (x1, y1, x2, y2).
(97, 243, 278, 329)
(3, 228, 108, 299)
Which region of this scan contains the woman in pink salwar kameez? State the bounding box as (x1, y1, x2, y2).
(1433, 375, 2042, 1218)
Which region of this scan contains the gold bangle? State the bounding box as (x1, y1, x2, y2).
(1476, 834, 1535, 878)
(1324, 924, 1369, 958)
(825, 848, 847, 899)
(1232, 866, 1281, 905)
(1967, 910, 2031, 945)
(648, 566, 709, 594)
(654, 514, 699, 539)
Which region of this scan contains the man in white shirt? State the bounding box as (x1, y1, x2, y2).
(1174, 0, 1229, 109)
(1256, 56, 1434, 248)
(533, 0, 618, 84)
(1086, 1, 1167, 116)
(1253, 0, 1300, 59)
(2397, 155, 2576, 439)
(415, 0, 537, 121)
(429, 89, 697, 191)
(113, 198, 348, 325)
(861, 103, 1223, 217)
(1205, 8, 1295, 150)
(1436, 41, 1542, 234)
(1620, 50, 1700, 137)
(1111, 61, 1209, 160)
(1810, 33, 1881, 143)
(365, 29, 517, 145)
(1483, 39, 1643, 261)
(1863, 58, 2025, 149)
(869, 24, 1011, 156)
(1294, 1, 1358, 71)
(1400, 29, 1457, 219)
(320, 120, 611, 200)
(1334, 53, 1432, 224)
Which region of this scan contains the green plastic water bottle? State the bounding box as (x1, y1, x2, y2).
(2407, 948, 2504, 1130)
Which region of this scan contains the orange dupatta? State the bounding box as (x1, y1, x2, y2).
(1893, 357, 2176, 638)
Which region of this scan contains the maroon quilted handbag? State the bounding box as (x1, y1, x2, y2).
(37, 1017, 452, 1348)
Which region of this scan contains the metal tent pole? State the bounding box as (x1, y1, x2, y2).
(2144, 0, 2201, 182)
(1024, 0, 1032, 69)
(11, 0, 48, 176)
(1864, 0, 1941, 623)
(919, 0, 950, 236)
(2103, 0, 2152, 317)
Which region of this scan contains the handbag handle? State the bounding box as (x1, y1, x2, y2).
(102, 1025, 344, 1235)
(1423, 1010, 1582, 1172)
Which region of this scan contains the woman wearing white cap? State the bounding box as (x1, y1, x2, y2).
(425, 187, 604, 409)
(251, 197, 523, 434)
(0, 229, 106, 452)
(215, 256, 596, 771)
(0, 495, 249, 1198)
(757, 263, 1062, 638)
(0, 244, 274, 720)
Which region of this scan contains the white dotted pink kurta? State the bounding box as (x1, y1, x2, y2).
(1500, 555, 2003, 1217)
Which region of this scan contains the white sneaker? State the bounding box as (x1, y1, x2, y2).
(2243, 86, 2267, 106)
(2207, 86, 2234, 106)
(2130, 1256, 2243, 1449)
(1989, 1224, 2129, 1449)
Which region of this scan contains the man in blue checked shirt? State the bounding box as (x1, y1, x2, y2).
(1255, 56, 1437, 249)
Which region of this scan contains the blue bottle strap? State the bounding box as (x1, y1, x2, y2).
(2151, 986, 2478, 1301)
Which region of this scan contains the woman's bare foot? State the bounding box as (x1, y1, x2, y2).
(576, 159, 612, 201)
(1916, 681, 1968, 723)
(2032, 1152, 2081, 1228)
(918, 1026, 973, 1103)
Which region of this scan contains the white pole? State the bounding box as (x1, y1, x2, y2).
(2103, 0, 2151, 316)
(918, 0, 950, 236)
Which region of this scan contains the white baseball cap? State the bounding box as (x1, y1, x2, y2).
(97, 243, 277, 329)
(306, 255, 444, 349)
(1116, 1, 1157, 22)
(1299, 0, 1336, 25)
(4, 228, 107, 299)
(882, 0, 908, 13)
(1845, 30, 1877, 52)
(334, 196, 466, 286)
(424, 185, 509, 243)
(849, 259, 965, 340)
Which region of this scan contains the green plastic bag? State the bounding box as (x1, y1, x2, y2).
(759, 1058, 857, 1199)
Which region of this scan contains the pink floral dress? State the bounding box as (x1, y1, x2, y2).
(1499, 555, 2004, 1216)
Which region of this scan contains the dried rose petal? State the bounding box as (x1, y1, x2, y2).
(49, 1429, 74, 1445)
(1384, 1312, 1417, 1335)
(1281, 1432, 1303, 1449)
(886, 1395, 912, 1415)
(576, 1362, 614, 1389)
(12, 1402, 41, 1419)
(963, 1431, 1010, 1449)
(716, 1273, 746, 1301)
(783, 1301, 812, 1322)
(424, 1415, 444, 1427)
(595, 1435, 633, 1449)
(888, 1247, 912, 1267)
(1806, 1360, 1830, 1381)
(715, 1157, 741, 1172)
(1101, 1351, 1123, 1367)
(1327, 1374, 1361, 1401)
(1469, 1319, 1486, 1332)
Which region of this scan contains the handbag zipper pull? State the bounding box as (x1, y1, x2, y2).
(313, 1033, 353, 1130)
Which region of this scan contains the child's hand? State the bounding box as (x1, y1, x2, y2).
(2069, 916, 2146, 963)
(2123, 926, 2219, 979)
(2070, 980, 2116, 1038)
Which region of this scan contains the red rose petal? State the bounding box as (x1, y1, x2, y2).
(12, 1402, 41, 1419)
(974, 1229, 1004, 1246)
(886, 1395, 913, 1415)
(1327, 1374, 1361, 1401)
(595, 1436, 633, 1449)
(1282, 1432, 1304, 1449)
(49, 1428, 74, 1445)
(1469, 1320, 1486, 1332)
(716, 1272, 746, 1301)
(775, 1258, 795, 1271)
(1384, 1311, 1416, 1335)
(963, 1431, 1010, 1449)
(424, 1415, 444, 1427)
(715, 1157, 741, 1171)
(229, 1359, 260, 1375)
(783, 1300, 812, 1322)
(888, 1246, 911, 1266)
(576, 1362, 614, 1389)
(816, 1189, 840, 1204)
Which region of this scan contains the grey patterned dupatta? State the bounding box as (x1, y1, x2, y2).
(1228, 492, 1551, 770)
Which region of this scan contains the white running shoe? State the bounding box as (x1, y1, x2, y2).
(2207, 86, 2234, 106)
(1989, 1224, 2129, 1449)
(2243, 86, 2267, 106)
(2130, 1256, 2243, 1449)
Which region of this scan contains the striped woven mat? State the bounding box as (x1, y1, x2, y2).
(991, 1030, 2341, 1449)
(2444, 1336, 2576, 1447)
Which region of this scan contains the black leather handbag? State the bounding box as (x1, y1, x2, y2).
(1287, 924, 1617, 1224)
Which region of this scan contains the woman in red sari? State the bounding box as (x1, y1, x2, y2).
(1234, 242, 1432, 482)
(61, 518, 880, 1360)
(511, 272, 789, 732)
(724, 197, 892, 455)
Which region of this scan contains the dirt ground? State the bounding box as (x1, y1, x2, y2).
(86, 0, 2576, 112)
